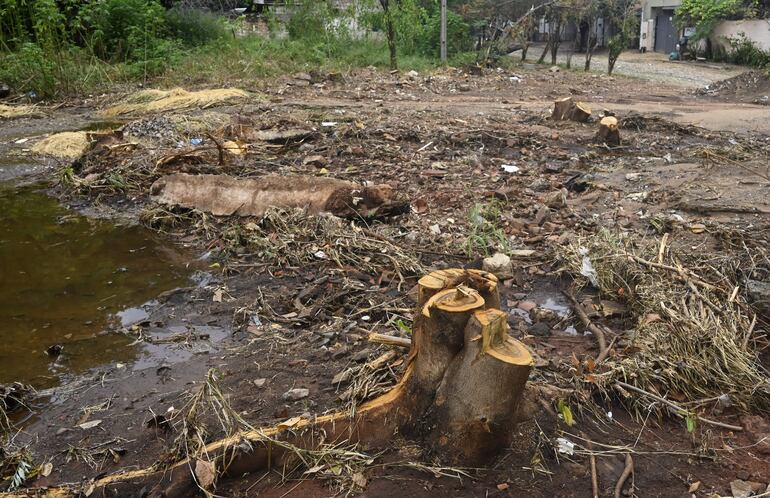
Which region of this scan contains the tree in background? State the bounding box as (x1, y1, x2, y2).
(379, 0, 399, 69)
(605, 0, 637, 74)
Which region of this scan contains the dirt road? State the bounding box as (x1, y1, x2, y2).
(515, 45, 748, 88)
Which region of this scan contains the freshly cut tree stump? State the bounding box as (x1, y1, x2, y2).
(430, 308, 534, 463)
(597, 116, 621, 146)
(19, 269, 533, 498)
(551, 97, 592, 122)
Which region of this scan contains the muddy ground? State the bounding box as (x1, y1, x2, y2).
(2, 62, 770, 497)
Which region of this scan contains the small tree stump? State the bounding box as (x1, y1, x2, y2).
(551, 97, 592, 122)
(597, 116, 621, 146)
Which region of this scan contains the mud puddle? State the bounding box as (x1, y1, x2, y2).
(0, 183, 192, 388)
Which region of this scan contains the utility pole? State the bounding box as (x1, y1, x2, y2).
(440, 0, 447, 63)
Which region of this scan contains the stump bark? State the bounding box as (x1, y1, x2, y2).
(20, 269, 533, 498)
(551, 97, 592, 122)
(597, 116, 621, 146)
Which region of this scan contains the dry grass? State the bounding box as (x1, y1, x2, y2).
(31, 131, 90, 159)
(0, 104, 43, 119)
(101, 88, 250, 117)
(559, 228, 770, 415)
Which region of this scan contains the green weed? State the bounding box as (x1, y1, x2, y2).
(464, 200, 510, 258)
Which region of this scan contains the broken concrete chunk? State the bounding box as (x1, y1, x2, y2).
(746, 279, 770, 316)
(482, 252, 512, 276)
(150, 173, 398, 218)
(282, 388, 309, 401)
(730, 480, 765, 498)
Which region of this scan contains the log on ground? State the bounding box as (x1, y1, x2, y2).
(149, 173, 400, 218)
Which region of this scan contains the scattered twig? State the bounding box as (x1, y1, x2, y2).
(615, 381, 743, 431)
(586, 437, 599, 498)
(613, 453, 633, 498)
(367, 332, 410, 348)
(563, 291, 610, 363)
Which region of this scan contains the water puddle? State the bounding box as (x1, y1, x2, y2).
(0, 183, 191, 388)
(0, 155, 44, 182)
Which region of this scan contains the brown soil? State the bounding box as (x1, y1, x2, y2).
(698, 69, 770, 105)
(3, 63, 770, 497)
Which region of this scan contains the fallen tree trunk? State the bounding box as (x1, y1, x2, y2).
(15, 269, 533, 497)
(150, 173, 400, 218)
(551, 97, 592, 122)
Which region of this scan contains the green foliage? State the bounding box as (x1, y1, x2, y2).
(0, 0, 479, 98)
(557, 399, 575, 426)
(464, 199, 510, 257)
(725, 32, 770, 67)
(364, 0, 470, 57)
(419, 8, 472, 57)
(286, 0, 352, 54)
(392, 0, 429, 55)
(685, 412, 696, 433)
(163, 8, 228, 47)
(74, 0, 167, 61)
(393, 318, 412, 335)
(677, 0, 741, 39)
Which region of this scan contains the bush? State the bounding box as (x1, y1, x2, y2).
(75, 0, 167, 61)
(418, 9, 471, 57)
(726, 33, 770, 67)
(164, 8, 228, 47)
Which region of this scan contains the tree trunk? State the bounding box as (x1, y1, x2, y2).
(584, 19, 596, 71)
(537, 37, 551, 64)
(521, 40, 530, 61)
(550, 18, 562, 65)
(20, 269, 533, 497)
(380, 0, 398, 70)
(566, 21, 580, 69)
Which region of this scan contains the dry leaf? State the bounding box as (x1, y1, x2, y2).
(690, 223, 706, 234)
(195, 459, 217, 490)
(352, 472, 367, 488)
(688, 481, 701, 493)
(277, 416, 303, 430)
(40, 462, 53, 477)
(77, 420, 102, 430)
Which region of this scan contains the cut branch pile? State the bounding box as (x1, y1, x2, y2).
(224, 207, 424, 280)
(559, 229, 770, 416)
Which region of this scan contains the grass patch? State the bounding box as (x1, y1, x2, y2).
(464, 200, 511, 258)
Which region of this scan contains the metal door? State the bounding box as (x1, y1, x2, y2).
(654, 11, 677, 53)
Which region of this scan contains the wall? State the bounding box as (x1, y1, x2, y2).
(641, 0, 682, 21)
(639, 0, 683, 51)
(711, 19, 770, 51)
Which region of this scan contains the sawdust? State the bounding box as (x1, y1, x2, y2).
(31, 131, 90, 159)
(0, 104, 43, 119)
(101, 88, 250, 117)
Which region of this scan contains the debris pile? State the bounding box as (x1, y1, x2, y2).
(560, 229, 770, 416)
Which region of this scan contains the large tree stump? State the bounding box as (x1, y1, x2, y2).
(551, 97, 592, 122)
(429, 308, 533, 463)
(19, 269, 533, 498)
